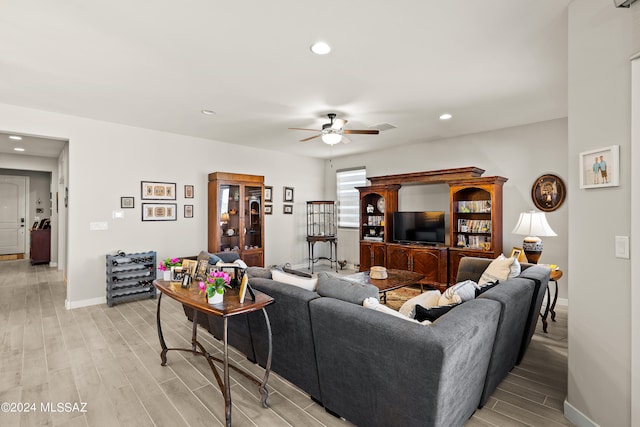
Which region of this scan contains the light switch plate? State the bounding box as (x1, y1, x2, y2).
(615, 235, 629, 259)
(90, 222, 108, 231)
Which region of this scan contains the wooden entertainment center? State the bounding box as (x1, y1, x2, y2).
(357, 167, 507, 291)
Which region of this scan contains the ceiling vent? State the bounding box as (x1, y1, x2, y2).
(369, 122, 397, 132)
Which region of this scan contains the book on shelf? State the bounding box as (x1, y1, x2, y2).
(363, 236, 384, 242)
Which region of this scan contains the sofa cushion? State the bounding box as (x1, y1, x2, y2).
(414, 303, 460, 322)
(442, 279, 478, 302)
(316, 272, 379, 305)
(475, 280, 500, 296)
(399, 290, 441, 318)
(245, 266, 272, 279)
(479, 255, 517, 285)
(271, 268, 318, 291)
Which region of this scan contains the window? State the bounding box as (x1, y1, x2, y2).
(336, 167, 366, 228)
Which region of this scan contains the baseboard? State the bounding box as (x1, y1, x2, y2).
(564, 399, 600, 427)
(65, 296, 105, 310)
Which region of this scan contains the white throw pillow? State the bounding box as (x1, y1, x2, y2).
(438, 293, 462, 306)
(442, 279, 478, 302)
(271, 269, 318, 291)
(478, 255, 516, 286)
(363, 298, 431, 325)
(399, 290, 441, 318)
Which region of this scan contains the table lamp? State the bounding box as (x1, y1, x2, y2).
(511, 210, 556, 264)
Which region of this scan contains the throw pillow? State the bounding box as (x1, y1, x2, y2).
(478, 255, 517, 286)
(414, 303, 459, 323)
(438, 293, 462, 306)
(271, 268, 318, 291)
(316, 272, 379, 305)
(399, 290, 441, 318)
(441, 279, 478, 302)
(363, 298, 431, 325)
(475, 280, 500, 296)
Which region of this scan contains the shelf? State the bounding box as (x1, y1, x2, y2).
(106, 251, 156, 307)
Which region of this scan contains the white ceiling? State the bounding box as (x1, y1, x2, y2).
(0, 0, 569, 160)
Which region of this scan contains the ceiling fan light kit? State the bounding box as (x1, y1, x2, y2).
(289, 113, 379, 145)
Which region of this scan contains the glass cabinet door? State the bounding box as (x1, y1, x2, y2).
(244, 186, 262, 249)
(219, 184, 241, 251)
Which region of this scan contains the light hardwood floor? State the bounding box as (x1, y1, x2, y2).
(0, 261, 571, 426)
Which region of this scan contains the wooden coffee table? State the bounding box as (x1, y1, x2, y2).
(345, 269, 424, 303)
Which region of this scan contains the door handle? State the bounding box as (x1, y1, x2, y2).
(20, 217, 25, 227)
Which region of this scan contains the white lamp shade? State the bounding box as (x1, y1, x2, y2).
(322, 132, 342, 145)
(511, 211, 557, 237)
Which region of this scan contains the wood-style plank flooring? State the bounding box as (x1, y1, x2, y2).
(0, 260, 571, 426)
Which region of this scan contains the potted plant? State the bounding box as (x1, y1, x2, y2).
(159, 257, 181, 280)
(199, 270, 231, 304)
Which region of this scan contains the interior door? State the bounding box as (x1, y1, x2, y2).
(0, 176, 27, 255)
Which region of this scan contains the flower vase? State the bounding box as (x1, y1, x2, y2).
(163, 270, 171, 281)
(208, 292, 224, 305)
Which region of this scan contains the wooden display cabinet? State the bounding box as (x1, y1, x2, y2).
(356, 184, 399, 271)
(386, 243, 449, 291)
(448, 176, 506, 283)
(208, 172, 264, 267)
(359, 241, 386, 271)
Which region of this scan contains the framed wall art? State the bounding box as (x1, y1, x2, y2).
(264, 204, 273, 215)
(184, 204, 193, 218)
(283, 204, 293, 214)
(283, 186, 294, 202)
(264, 186, 273, 202)
(141, 203, 177, 221)
(121, 196, 135, 209)
(141, 181, 176, 200)
(531, 174, 566, 212)
(579, 145, 620, 189)
(184, 185, 194, 198)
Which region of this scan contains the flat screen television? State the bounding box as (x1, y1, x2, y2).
(393, 211, 446, 245)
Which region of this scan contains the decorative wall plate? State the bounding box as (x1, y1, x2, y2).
(377, 197, 385, 213)
(531, 174, 566, 212)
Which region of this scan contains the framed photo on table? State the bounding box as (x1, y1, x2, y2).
(579, 145, 620, 189)
(509, 247, 527, 263)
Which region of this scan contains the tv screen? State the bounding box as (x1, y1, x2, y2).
(393, 211, 446, 245)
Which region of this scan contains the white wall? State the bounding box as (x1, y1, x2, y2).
(566, 1, 638, 426)
(324, 118, 569, 298)
(0, 102, 324, 306)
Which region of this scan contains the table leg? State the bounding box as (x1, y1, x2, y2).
(223, 318, 232, 427)
(540, 286, 551, 333)
(333, 241, 338, 272)
(259, 308, 272, 407)
(191, 309, 198, 352)
(550, 280, 559, 321)
(156, 293, 168, 366)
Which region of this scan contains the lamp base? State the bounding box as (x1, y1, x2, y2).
(522, 237, 543, 264)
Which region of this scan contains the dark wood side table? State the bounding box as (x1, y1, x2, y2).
(540, 269, 563, 333)
(153, 280, 274, 427)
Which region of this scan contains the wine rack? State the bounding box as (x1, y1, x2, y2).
(105, 251, 157, 307)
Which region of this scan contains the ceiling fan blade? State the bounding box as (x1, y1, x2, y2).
(343, 129, 380, 135)
(342, 136, 351, 144)
(300, 134, 321, 142)
(289, 127, 321, 132)
(331, 119, 347, 129)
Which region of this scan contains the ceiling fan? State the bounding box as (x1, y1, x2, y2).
(289, 113, 379, 145)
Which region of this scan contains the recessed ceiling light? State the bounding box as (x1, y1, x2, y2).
(201, 109, 216, 115)
(310, 41, 331, 55)
(9, 135, 22, 140)
(14, 147, 25, 152)
(439, 113, 453, 120)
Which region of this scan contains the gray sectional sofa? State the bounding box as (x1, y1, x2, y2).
(182, 254, 550, 427)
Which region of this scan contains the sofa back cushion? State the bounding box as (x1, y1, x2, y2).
(271, 268, 318, 291)
(316, 272, 379, 305)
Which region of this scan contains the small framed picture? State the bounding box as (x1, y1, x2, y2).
(141, 181, 176, 200)
(264, 204, 273, 215)
(579, 145, 620, 189)
(184, 185, 194, 198)
(509, 247, 527, 263)
(264, 186, 273, 202)
(141, 203, 177, 221)
(283, 204, 293, 214)
(184, 204, 193, 218)
(181, 259, 197, 276)
(283, 186, 294, 202)
(121, 196, 135, 209)
(171, 267, 184, 282)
